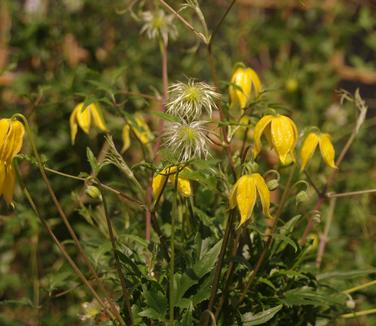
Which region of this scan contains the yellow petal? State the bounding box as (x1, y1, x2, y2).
(69, 107, 79, 144)
(253, 173, 271, 218)
(3, 164, 16, 204)
(300, 132, 319, 171)
(177, 178, 192, 197)
(319, 133, 337, 169)
(75, 103, 92, 135)
(7, 121, 25, 161)
(152, 174, 167, 199)
(270, 115, 296, 165)
(121, 124, 131, 153)
(246, 68, 262, 97)
(133, 114, 153, 144)
(229, 67, 246, 109)
(0, 161, 6, 197)
(90, 103, 108, 132)
(253, 115, 272, 158)
(0, 119, 11, 153)
(235, 175, 257, 226)
(0, 120, 25, 162)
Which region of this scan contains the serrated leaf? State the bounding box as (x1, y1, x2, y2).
(192, 239, 222, 278)
(242, 305, 282, 325)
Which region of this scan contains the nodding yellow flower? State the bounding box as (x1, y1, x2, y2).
(300, 132, 336, 171)
(229, 66, 261, 110)
(253, 114, 298, 165)
(131, 113, 154, 145)
(152, 166, 192, 199)
(70, 102, 108, 144)
(229, 173, 271, 227)
(0, 118, 25, 204)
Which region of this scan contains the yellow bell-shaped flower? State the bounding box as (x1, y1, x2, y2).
(253, 114, 298, 165)
(121, 124, 131, 153)
(70, 102, 108, 144)
(229, 173, 271, 227)
(300, 132, 337, 171)
(229, 66, 261, 110)
(0, 118, 25, 204)
(152, 166, 192, 199)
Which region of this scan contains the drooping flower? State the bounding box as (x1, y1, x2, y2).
(163, 120, 212, 162)
(70, 102, 108, 144)
(121, 124, 131, 153)
(229, 173, 271, 227)
(167, 80, 220, 121)
(300, 132, 336, 171)
(229, 65, 261, 110)
(0, 118, 25, 204)
(253, 114, 298, 165)
(130, 113, 154, 145)
(152, 166, 192, 199)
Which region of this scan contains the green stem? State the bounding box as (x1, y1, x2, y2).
(15, 164, 119, 324)
(327, 188, 376, 198)
(341, 308, 376, 319)
(169, 171, 179, 325)
(343, 279, 376, 294)
(99, 185, 133, 325)
(13, 114, 124, 325)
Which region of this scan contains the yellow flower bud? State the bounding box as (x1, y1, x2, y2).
(229, 173, 271, 227)
(253, 114, 298, 165)
(70, 102, 108, 144)
(121, 124, 131, 153)
(0, 118, 25, 204)
(229, 66, 261, 110)
(299, 132, 336, 171)
(152, 166, 192, 199)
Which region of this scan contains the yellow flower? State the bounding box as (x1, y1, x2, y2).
(152, 166, 192, 199)
(253, 114, 298, 165)
(131, 113, 154, 145)
(70, 102, 108, 144)
(300, 132, 336, 171)
(229, 173, 271, 226)
(121, 124, 131, 153)
(229, 66, 261, 110)
(0, 118, 25, 204)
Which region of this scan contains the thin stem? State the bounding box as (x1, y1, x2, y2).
(204, 211, 235, 321)
(13, 114, 124, 324)
(316, 198, 337, 268)
(16, 165, 119, 324)
(341, 308, 376, 319)
(31, 232, 40, 319)
(304, 170, 321, 196)
(44, 166, 143, 206)
(158, 0, 208, 44)
(208, 0, 237, 49)
(169, 172, 179, 324)
(238, 164, 296, 306)
(99, 185, 133, 325)
(343, 279, 376, 294)
(327, 188, 376, 198)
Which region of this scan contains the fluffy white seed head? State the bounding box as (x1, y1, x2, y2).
(163, 120, 212, 162)
(140, 10, 177, 45)
(167, 80, 220, 121)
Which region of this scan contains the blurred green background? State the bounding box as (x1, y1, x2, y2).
(0, 0, 375, 325)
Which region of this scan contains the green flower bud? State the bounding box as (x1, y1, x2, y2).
(267, 179, 279, 191)
(86, 186, 101, 199)
(296, 190, 309, 205)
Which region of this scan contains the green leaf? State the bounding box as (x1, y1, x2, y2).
(281, 287, 344, 307)
(242, 305, 283, 325)
(86, 147, 99, 174)
(192, 239, 222, 278)
(139, 287, 167, 321)
(172, 273, 197, 307)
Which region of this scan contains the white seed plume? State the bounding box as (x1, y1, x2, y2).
(167, 80, 220, 121)
(140, 10, 177, 45)
(163, 120, 212, 162)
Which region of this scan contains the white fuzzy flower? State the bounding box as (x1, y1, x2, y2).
(163, 120, 212, 162)
(140, 10, 177, 45)
(167, 80, 220, 121)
